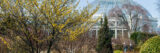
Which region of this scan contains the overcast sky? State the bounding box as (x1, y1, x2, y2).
(79, 0, 160, 26)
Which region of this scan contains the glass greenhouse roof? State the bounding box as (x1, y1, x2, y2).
(91, 0, 151, 17)
(90, 0, 158, 30)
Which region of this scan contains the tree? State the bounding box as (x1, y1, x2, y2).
(108, 3, 150, 38)
(130, 32, 157, 47)
(0, 0, 99, 53)
(96, 16, 113, 53)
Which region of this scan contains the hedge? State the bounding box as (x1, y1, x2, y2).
(140, 36, 160, 53)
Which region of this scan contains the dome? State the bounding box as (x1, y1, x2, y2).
(91, 0, 130, 14)
(91, 0, 152, 17)
(91, 0, 157, 29)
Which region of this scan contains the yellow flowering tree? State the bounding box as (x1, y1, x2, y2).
(0, 0, 99, 53)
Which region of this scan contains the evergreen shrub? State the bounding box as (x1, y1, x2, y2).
(140, 36, 160, 53)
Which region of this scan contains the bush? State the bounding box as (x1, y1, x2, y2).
(114, 50, 123, 53)
(130, 32, 157, 46)
(113, 45, 123, 50)
(140, 36, 160, 53)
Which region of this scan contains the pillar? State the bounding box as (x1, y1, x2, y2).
(115, 21, 118, 39)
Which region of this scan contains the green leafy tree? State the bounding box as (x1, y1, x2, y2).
(96, 16, 113, 53)
(130, 32, 157, 47)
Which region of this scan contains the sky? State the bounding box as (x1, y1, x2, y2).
(78, 0, 160, 26)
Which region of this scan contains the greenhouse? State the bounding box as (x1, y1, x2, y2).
(88, 0, 158, 45)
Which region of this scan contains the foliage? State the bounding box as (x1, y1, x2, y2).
(130, 32, 157, 46)
(114, 50, 123, 53)
(0, 0, 99, 53)
(0, 37, 11, 49)
(96, 16, 113, 53)
(140, 36, 160, 53)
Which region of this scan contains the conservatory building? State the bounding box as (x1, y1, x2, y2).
(88, 0, 158, 45)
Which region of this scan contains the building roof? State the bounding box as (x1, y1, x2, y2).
(91, 0, 156, 21)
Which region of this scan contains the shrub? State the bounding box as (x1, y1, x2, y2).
(140, 36, 160, 53)
(114, 50, 123, 53)
(130, 32, 157, 46)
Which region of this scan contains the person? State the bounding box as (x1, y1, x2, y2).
(123, 42, 127, 53)
(129, 43, 133, 51)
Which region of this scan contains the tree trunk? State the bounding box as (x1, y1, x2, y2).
(47, 41, 53, 53)
(31, 47, 34, 53)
